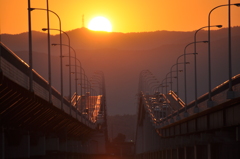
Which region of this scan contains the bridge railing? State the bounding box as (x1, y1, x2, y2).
(0, 42, 98, 129)
(167, 74, 239, 127)
(139, 73, 240, 129)
(169, 91, 185, 107)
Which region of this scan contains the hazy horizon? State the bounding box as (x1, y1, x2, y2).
(2, 27, 240, 115)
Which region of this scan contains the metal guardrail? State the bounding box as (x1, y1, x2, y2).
(139, 73, 240, 129)
(169, 91, 185, 107)
(0, 42, 98, 129)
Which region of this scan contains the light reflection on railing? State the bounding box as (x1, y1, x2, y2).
(0, 42, 100, 129)
(140, 74, 240, 129)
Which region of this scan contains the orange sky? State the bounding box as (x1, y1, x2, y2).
(1, 0, 240, 34)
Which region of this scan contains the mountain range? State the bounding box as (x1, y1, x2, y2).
(1, 27, 240, 115)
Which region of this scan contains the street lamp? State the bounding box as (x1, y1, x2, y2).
(52, 43, 80, 99)
(150, 84, 162, 94)
(184, 41, 208, 116)
(29, 6, 66, 109)
(27, 0, 33, 92)
(42, 28, 71, 104)
(94, 70, 107, 132)
(73, 71, 89, 115)
(28, 6, 57, 103)
(70, 67, 88, 115)
(139, 70, 151, 92)
(176, 53, 196, 99)
(208, 3, 240, 106)
(144, 76, 158, 94)
(64, 56, 85, 98)
(90, 76, 103, 95)
(165, 70, 183, 94)
(148, 81, 160, 94)
(169, 62, 188, 91)
(193, 25, 222, 112)
(160, 76, 174, 94)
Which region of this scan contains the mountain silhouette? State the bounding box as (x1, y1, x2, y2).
(1, 27, 240, 115)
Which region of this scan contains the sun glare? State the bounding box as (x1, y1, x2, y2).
(88, 16, 112, 32)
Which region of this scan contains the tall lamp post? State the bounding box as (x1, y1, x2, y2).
(175, 53, 196, 100)
(94, 70, 107, 134)
(165, 70, 183, 94)
(139, 70, 151, 92)
(183, 41, 208, 116)
(160, 77, 173, 94)
(91, 76, 103, 95)
(52, 43, 80, 110)
(193, 25, 222, 112)
(42, 28, 71, 105)
(29, 7, 63, 106)
(208, 3, 240, 106)
(144, 76, 158, 94)
(28, 6, 53, 102)
(169, 62, 188, 91)
(64, 56, 84, 97)
(27, 0, 33, 92)
(69, 67, 87, 113)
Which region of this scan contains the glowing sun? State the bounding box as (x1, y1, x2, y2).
(88, 16, 112, 32)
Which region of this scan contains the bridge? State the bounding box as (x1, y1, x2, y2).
(135, 70, 240, 159)
(0, 42, 108, 158)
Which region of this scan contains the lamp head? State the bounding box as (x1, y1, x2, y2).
(216, 25, 222, 28)
(42, 28, 48, 31)
(28, 8, 35, 11)
(234, 3, 240, 7)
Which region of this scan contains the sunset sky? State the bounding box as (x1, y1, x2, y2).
(1, 0, 240, 34)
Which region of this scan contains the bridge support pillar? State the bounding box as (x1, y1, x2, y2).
(30, 135, 46, 157)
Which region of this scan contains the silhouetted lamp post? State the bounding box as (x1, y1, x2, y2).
(42, 28, 71, 105)
(52, 43, 79, 111)
(165, 70, 182, 94)
(193, 25, 222, 112)
(64, 56, 84, 97)
(139, 70, 151, 92)
(94, 71, 107, 126)
(208, 3, 240, 106)
(184, 41, 208, 116)
(27, 0, 33, 92)
(29, 7, 63, 107)
(176, 53, 196, 100)
(169, 62, 188, 91)
(28, 6, 53, 102)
